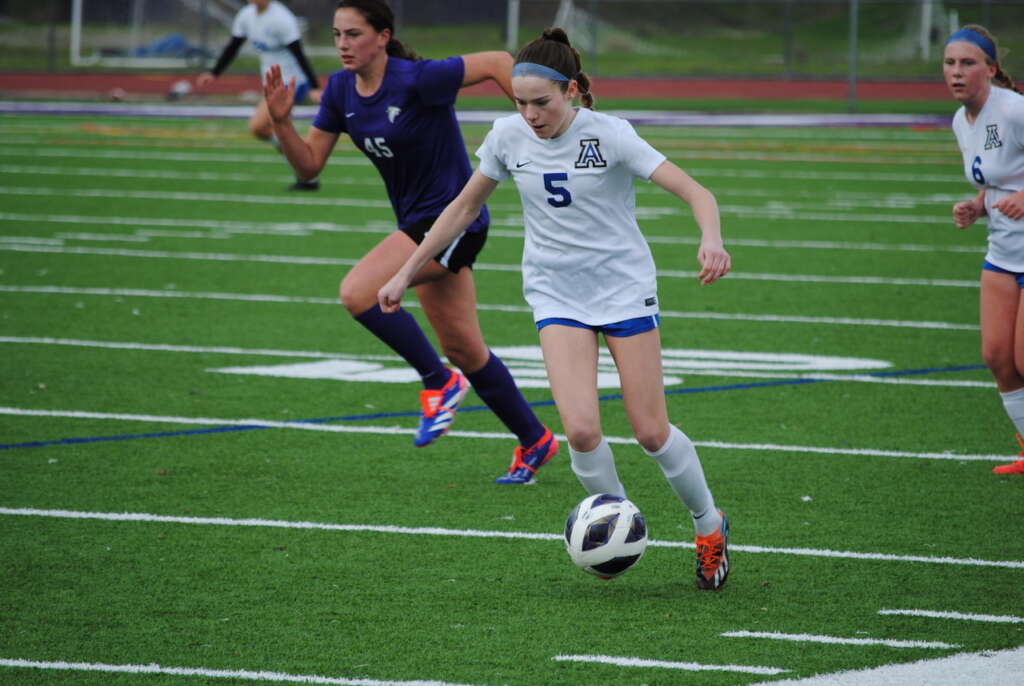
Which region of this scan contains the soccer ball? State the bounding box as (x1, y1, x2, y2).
(564, 493, 648, 579)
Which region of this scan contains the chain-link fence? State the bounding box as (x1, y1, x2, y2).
(2, 0, 1021, 81)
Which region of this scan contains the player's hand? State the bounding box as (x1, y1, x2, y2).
(196, 72, 215, 89)
(952, 200, 983, 229)
(308, 88, 322, 105)
(378, 274, 410, 313)
(993, 190, 1024, 221)
(697, 241, 731, 286)
(263, 65, 295, 123)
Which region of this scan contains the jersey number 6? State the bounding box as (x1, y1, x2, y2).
(544, 172, 573, 208)
(972, 156, 985, 185)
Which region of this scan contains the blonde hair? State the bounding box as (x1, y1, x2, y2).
(961, 24, 1019, 93)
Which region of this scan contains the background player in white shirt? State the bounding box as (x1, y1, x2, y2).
(379, 28, 733, 590)
(945, 25, 1024, 473)
(197, 0, 321, 188)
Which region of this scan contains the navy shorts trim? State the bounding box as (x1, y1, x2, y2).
(400, 216, 487, 273)
(536, 314, 661, 337)
(983, 260, 1024, 288)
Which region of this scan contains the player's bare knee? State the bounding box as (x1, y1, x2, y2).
(338, 278, 371, 316)
(564, 424, 603, 453)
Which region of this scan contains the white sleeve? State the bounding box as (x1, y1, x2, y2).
(231, 8, 248, 39)
(275, 6, 302, 45)
(475, 124, 511, 182)
(618, 118, 666, 180)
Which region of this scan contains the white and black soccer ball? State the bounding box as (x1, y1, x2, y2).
(564, 493, 648, 579)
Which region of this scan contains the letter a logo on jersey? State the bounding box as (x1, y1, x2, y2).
(984, 124, 1003, 150)
(575, 138, 607, 168)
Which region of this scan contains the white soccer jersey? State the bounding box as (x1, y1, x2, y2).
(232, 1, 305, 86)
(476, 107, 667, 325)
(952, 85, 1024, 272)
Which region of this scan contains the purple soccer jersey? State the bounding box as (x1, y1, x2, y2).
(313, 56, 488, 232)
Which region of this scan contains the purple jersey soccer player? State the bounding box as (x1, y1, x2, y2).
(263, 0, 558, 484)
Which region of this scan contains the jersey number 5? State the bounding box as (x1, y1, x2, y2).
(364, 137, 394, 159)
(544, 172, 572, 207)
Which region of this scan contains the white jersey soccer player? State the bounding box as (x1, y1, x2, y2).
(379, 28, 733, 589)
(952, 85, 1024, 272)
(232, 0, 307, 91)
(476, 107, 666, 326)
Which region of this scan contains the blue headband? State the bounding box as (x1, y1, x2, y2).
(512, 62, 570, 82)
(946, 29, 996, 62)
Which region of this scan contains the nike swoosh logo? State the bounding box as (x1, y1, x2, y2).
(515, 161, 532, 168)
(345, 112, 356, 118)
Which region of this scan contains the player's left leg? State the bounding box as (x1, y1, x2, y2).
(981, 269, 1024, 473)
(606, 327, 729, 590)
(416, 269, 555, 482)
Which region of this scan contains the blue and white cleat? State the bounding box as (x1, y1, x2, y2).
(414, 369, 468, 447)
(494, 428, 559, 484)
(695, 511, 730, 591)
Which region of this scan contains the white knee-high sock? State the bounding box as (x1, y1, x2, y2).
(1001, 387, 1024, 435)
(569, 437, 626, 498)
(644, 425, 722, 536)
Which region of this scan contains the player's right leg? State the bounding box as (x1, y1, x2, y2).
(538, 323, 624, 496)
(339, 231, 466, 447)
(417, 269, 556, 482)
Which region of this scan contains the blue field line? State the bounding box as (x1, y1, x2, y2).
(0, 363, 987, 451)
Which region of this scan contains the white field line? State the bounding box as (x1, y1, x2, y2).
(0, 140, 950, 166)
(6, 146, 373, 166)
(0, 163, 380, 186)
(0, 148, 970, 182)
(878, 609, 1024, 624)
(721, 631, 960, 650)
(2, 507, 1022, 570)
(0, 185, 392, 209)
(682, 167, 967, 184)
(0, 211, 986, 255)
(0, 119, 948, 141)
(0, 658, 480, 686)
(0, 244, 981, 288)
(549, 654, 788, 675)
(0, 183, 959, 225)
(0, 286, 980, 332)
(0, 405, 1011, 464)
(746, 646, 1024, 686)
(1, 162, 971, 208)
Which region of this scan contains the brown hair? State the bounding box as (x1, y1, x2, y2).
(961, 24, 1019, 93)
(337, 0, 420, 61)
(515, 27, 595, 109)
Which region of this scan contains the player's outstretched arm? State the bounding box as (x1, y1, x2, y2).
(460, 51, 515, 102)
(650, 160, 731, 286)
(379, 171, 500, 312)
(264, 64, 336, 180)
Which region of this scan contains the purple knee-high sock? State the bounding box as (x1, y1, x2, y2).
(354, 304, 449, 389)
(466, 351, 546, 447)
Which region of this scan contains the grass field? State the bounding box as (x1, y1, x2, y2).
(0, 109, 1023, 685)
